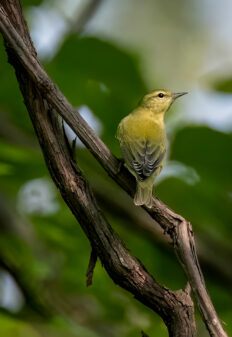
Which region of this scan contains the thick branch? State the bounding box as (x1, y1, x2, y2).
(93, 180, 232, 288)
(0, 1, 196, 336)
(0, 1, 228, 336)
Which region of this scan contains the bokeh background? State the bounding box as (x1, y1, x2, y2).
(0, 0, 232, 336)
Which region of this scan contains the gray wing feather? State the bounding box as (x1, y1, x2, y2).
(120, 140, 165, 181)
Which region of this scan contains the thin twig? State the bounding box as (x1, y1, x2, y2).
(86, 248, 98, 286)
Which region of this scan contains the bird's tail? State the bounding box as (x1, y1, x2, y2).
(134, 181, 153, 208)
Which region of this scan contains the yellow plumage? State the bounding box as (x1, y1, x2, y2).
(116, 89, 187, 208)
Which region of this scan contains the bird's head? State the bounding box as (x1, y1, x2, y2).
(139, 89, 187, 114)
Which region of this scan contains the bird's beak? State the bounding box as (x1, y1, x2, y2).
(172, 92, 188, 100)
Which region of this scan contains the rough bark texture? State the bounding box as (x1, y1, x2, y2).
(95, 183, 232, 288)
(0, 1, 228, 336)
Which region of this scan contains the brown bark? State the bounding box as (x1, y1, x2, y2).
(0, 1, 228, 336)
(93, 181, 232, 288)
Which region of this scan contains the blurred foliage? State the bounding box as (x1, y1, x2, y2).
(158, 127, 232, 243)
(0, 1, 231, 337)
(45, 35, 146, 153)
(213, 78, 232, 93)
(0, 39, 33, 133)
(21, 0, 44, 7)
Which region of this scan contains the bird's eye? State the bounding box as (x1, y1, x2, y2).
(158, 93, 164, 98)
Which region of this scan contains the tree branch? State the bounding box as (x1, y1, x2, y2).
(93, 180, 232, 288)
(0, 1, 228, 336)
(86, 248, 98, 287)
(0, 1, 196, 336)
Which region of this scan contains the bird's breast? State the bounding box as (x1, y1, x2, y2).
(123, 114, 165, 144)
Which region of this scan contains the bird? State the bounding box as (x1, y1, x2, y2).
(116, 89, 187, 208)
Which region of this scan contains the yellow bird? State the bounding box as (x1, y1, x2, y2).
(116, 89, 187, 208)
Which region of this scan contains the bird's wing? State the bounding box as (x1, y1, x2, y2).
(120, 139, 165, 181)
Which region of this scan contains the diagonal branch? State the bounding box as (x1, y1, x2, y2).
(0, 1, 196, 336)
(0, 1, 228, 336)
(93, 180, 232, 287)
